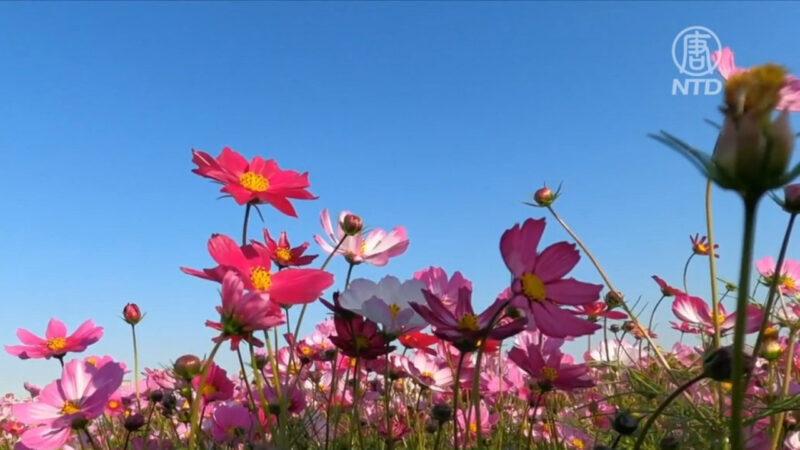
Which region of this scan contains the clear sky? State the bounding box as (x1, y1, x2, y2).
(2, 2, 800, 393)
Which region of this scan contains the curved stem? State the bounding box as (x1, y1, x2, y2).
(345, 263, 355, 289)
(646, 295, 666, 342)
(633, 373, 706, 449)
(188, 340, 223, 449)
(471, 344, 486, 446)
(682, 253, 695, 294)
(730, 195, 760, 450)
(752, 213, 797, 361)
(452, 352, 466, 450)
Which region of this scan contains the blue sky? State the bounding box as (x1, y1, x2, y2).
(2, 2, 800, 393)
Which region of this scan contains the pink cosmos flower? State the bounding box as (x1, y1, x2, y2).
(6, 319, 103, 360)
(672, 294, 762, 336)
(670, 321, 701, 335)
(192, 363, 234, 403)
(329, 315, 394, 360)
(205, 272, 285, 349)
(568, 301, 627, 322)
(182, 233, 333, 305)
(713, 47, 800, 111)
(500, 218, 603, 338)
(314, 209, 409, 266)
(263, 382, 306, 415)
(261, 228, 317, 268)
(652, 275, 684, 296)
(690, 234, 719, 257)
(455, 402, 498, 445)
(508, 338, 594, 392)
(756, 256, 800, 296)
(12, 359, 124, 450)
(209, 402, 253, 443)
(191, 147, 316, 217)
(413, 266, 472, 312)
(23, 383, 40, 398)
(410, 287, 526, 353)
(401, 351, 453, 392)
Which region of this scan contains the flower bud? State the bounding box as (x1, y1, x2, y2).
(124, 413, 145, 432)
(609, 324, 621, 333)
(703, 346, 754, 381)
(604, 291, 623, 309)
(173, 354, 202, 380)
(431, 403, 452, 423)
(70, 417, 89, 430)
(762, 340, 783, 361)
(425, 419, 439, 434)
(533, 187, 555, 207)
(660, 434, 680, 450)
(123, 303, 142, 325)
(341, 214, 363, 236)
(784, 184, 800, 212)
(612, 412, 639, 435)
(148, 390, 164, 403)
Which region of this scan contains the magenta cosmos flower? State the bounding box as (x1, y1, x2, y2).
(182, 233, 333, 305)
(12, 359, 124, 450)
(410, 287, 526, 352)
(672, 294, 762, 336)
(508, 339, 594, 392)
(192, 363, 235, 403)
(191, 147, 316, 217)
(314, 209, 409, 266)
(713, 47, 800, 111)
(329, 314, 394, 360)
(209, 402, 253, 444)
(206, 272, 285, 349)
(757, 256, 800, 296)
(6, 318, 103, 360)
(500, 218, 603, 338)
(262, 228, 317, 268)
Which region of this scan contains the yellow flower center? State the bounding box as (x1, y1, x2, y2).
(239, 171, 269, 192)
(354, 335, 370, 350)
(714, 310, 726, 326)
(469, 423, 478, 434)
(725, 64, 786, 115)
(785, 277, 796, 291)
(275, 247, 292, 262)
(571, 438, 585, 449)
(521, 273, 547, 302)
(250, 266, 272, 291)
(541, 367, 558, 382)
(720, 381, 733, 391)
(107, 400, 120, 410)
(47, 337, 66, 352)
(457, 314, 480, 332)
(86, 357, 98, 366)
(360, 240, 367, 255)
(694, 243, 708, 255)
(389, 303, 401, 319)
(201, 384, 217, 396)
(420, 371, 434, 380)
(301, 346, 313, 356)
(61, 401, 80, 415)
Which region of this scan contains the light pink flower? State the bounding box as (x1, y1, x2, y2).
(509, 338, 594, 391)
(401, 351, 453, 392)
(672, 294, 762, 336)
(413, 266, 472, 312)
(756, 256, 800, 296)
(209, 402, 253, 443)
(12, 359, 124, 450)
(5, 319, 103, 360)
(314, 209, 409, 266)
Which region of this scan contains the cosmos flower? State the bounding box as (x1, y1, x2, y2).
(191, 147, 316, 216)
(500, 218, 603, 338)
(756, 256, 800, 296)
(509, 339, 594, 392)
(192, 363, 234, 403)
(182, 233, 333, 305)
(689, 234, 719, 258)
(713, 47, 800, 112)
(260, 228, 317, 268)
(6, 319, 103, 361)
(205, 272, 286, 349)
(672, 294, 762, 336)
(338, 276, 427, 338)
(401, 351, 453, 392)
(329, 315, 394, 360)
(413, 266, 472, 312)
(314, 209, 409, 266)
(12, 359, 124, 450)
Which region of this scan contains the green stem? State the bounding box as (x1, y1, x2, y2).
(324, 352, 340, 450)
(345, 263, 355, 289)
(188, 340, 223, 449)
(633, 373, 706, 449)
(706, 179, 722, 348)
(242, 203, 252, 245)
(131, 324, 141, 411)
(248, 343, 275, 441)
(472, 344, 486, 446)
(752, 213, 797, 361)
(729, 195, 760, 450)
(769, 327, 798, 450)
(452, 352, 466, 450)
(350, 357, 365, 449)
(682, 253, 695, 294)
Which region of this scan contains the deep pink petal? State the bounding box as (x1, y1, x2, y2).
(534, 242, 580, 283)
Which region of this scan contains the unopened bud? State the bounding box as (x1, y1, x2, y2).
(341, 214, 363, 236)
(612, 412, 639, 436)
(605, 291, 623, 309)
(123, 303, 142, 325)
(703, 346, 754, 381)
(124, 413, 145, 432)
(762, 340, 783, 361)
(533, 187, 555, 207)
(425, 419, 439, 434)
(609, 324, 621, 333)
(71, 417, 89, 430)
(431, 403, 452, 423)
(148, 390, 164, 403)
(174, 354, 202, 380)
